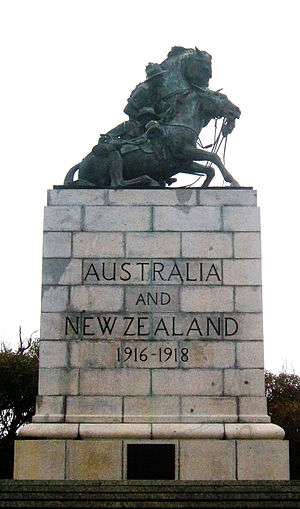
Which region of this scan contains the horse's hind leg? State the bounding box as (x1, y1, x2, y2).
(190, 162, 215, 187)
(109, 150, 160, 187)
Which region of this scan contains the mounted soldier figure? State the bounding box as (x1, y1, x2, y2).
(64, 46, 241, 188)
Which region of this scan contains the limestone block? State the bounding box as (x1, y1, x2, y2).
(182, 232, 233, 258)
(39, 341, 68, 368)
(82, 259, 151, 285)
(147, 259, 222, 285)
(223, 259, 261, 285)
(70, 286, 123, 311)
(154, 206, 221, 231)
(66, 396, 122, 422)
(80, 368, 150, 395)
(224, 369, 265, 396)
(225, 423, 285, 440)
(126, 232, 180, 258)
(181, 396, 237, 423)
(84, 206, 151, 231)
(40, 313, 69, 340)
(152, 313, 234, 340)
(44, 206, 82, 231)
(235, 286, 262, 312)
(33, 395, 65, 423)
(119, 341, 178, 369)
(43, 232, 71, 258)
(152, 369, 223, 396)
(180, 440, 236, 480)
(237, 440, 289, 480)
(181, 341, 235, 368)
(41, 286, 68, 312)
(79, 424, 151, 439)
(199, 189, 257, 206)
(152, 423, 224, 439)
(224, 313, 263, 340)
(109, 188, 196, 205)
(181, 287, 234, 312)
(73, 232, 124, 258)
(17, 423, 79, 439)
(223, 206, 260, 231)
(239, 396, 269, 423)
(70, 341, 120, 369)
(42, 259, 81, 285)
(125, 286, 179, 312)
(234, 232, 261, 258)
(48, 189, 106, 206)
(123, 396, 180, 423)
(66, 440, 122, 480)
(236, 341, 264, 368)
(14, 440, 66, 480)
(39, 368, 79, 395)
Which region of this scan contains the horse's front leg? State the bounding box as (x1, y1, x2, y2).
(184, 146, 240, 187)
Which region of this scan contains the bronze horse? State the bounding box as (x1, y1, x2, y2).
(64, 47, 241, 188)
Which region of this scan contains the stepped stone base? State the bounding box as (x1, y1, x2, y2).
(14, 438, 289, 481)
(2, 480, 300, 509)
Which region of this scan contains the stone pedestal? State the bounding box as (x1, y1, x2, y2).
(14, 187, 289, 480)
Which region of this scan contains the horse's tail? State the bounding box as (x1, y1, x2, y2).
(64, 164, 79, 185)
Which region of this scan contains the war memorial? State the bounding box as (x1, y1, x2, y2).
(12, 47, 291, 489)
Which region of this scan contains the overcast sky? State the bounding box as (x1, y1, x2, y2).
(1, 0, 299, 373)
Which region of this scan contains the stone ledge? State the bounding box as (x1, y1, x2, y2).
(17, 422, 284, 440)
